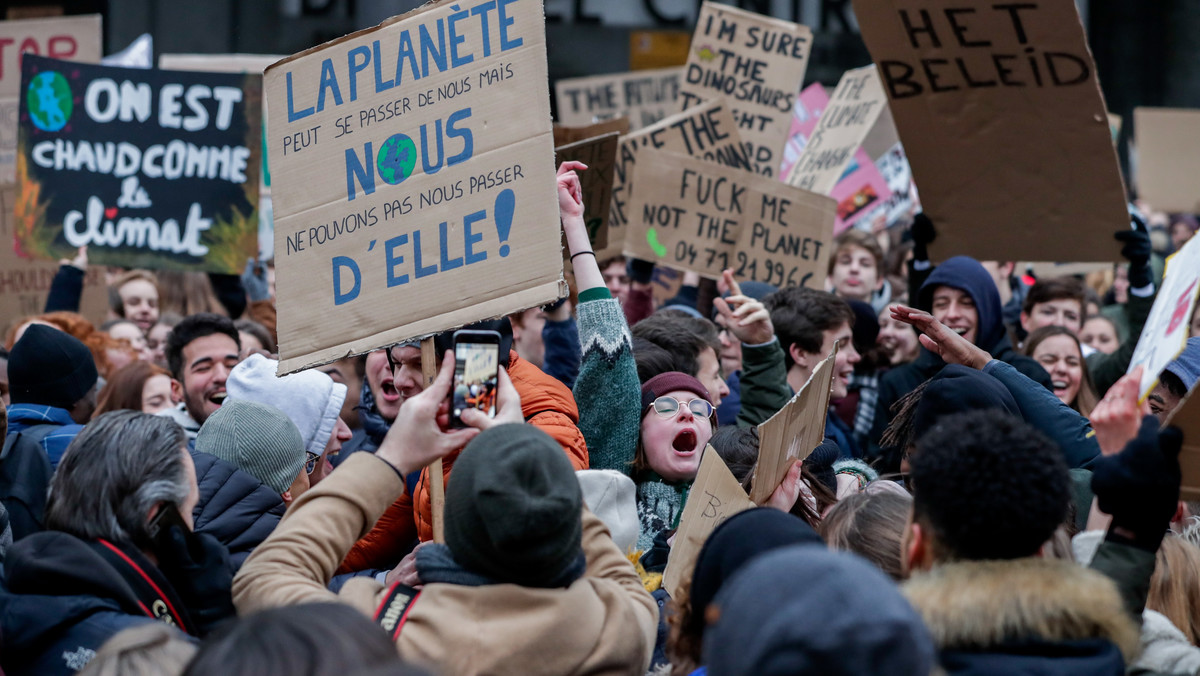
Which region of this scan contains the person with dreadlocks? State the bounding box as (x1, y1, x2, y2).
(884, 306, 1100, 471)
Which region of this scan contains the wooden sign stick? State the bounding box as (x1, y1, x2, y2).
(422, 337, 446, 543)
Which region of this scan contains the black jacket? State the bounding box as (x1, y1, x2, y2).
(869, 256, 1051, 470)
(0, 532, 192, 676)
(190, 450, 286, 572)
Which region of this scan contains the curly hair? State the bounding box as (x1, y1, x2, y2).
(910, 409, 1069, 561)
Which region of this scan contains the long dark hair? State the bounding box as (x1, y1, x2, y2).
(1023, 325, 1099, 417)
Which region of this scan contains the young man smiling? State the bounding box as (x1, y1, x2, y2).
(162, 313, 242, 438)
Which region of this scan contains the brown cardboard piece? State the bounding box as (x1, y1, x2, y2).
(749, 348, 835, 504)
(553, 118, 630, 147)
(555, 132, 619, 250)
(555, 67, 682, 130)
(679, 2, 812, 178)
(265, 0, 566, 374)
(1128, 234, 1200, 401)
(1, 15, 102, 184)
(603, 98, 751, 261)
(1133, 108, 1200, 214)
(662, 445, 755, 600)
(1168, 388, 1200, 502)
(853, 0, 1127, 263)
(630, 30, 692, 71)
(785, 65, 887, 196)
(624, 147, 834, 287)
(0, 184, 108, 329)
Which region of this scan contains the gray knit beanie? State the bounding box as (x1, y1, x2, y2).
(445, 424, 583, 586)
(195, 399, 306, 494)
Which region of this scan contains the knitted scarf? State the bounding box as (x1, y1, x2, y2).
(634, 471, 691, 552)
(356, 379, 392, 447)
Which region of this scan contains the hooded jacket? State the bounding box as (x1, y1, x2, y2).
(0, 532, 193, 676)
(903, 558, 1140, 675)
(234, 453, 657, 676)
(338, 352, 588, 571)
(869, 256, 1052, 469)
(190, 450, 287, 572)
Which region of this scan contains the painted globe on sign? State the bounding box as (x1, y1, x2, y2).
(26, 71, 73, 132)
(377, 133, 418, 185)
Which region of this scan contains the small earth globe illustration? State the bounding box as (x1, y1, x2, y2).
(27, 71, 72, 132)
(377, 133, 418, 185)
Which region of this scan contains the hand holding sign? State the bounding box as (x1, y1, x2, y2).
(764, 459, 804, 512)
(890, 305, 991, 371)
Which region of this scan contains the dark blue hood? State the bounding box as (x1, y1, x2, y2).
(919, 256, 1005, 351)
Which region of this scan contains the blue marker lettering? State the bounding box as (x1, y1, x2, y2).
(385, 234, 410, 287)
(347, 46, 371, 101)
(498, 0, 523, 51)
(471, 1, 497, 57)
(463, 209, 487, 264)
(317, 58, 344, 112)
(286, 71, 314, 122)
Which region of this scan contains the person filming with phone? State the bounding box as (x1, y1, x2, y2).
(0, 410, 236, 676)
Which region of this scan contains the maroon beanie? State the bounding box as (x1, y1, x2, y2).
(640, 372, 712, 416)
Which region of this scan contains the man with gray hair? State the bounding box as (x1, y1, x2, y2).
(0, 411, 236, 676)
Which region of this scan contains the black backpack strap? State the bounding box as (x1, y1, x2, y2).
(2, 424, 58, 540)
(373, 581, 421, 641)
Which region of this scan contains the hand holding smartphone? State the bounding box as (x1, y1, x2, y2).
(450, 330, 502, 428)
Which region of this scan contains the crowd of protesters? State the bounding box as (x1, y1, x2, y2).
(0, 154, 1196, 676)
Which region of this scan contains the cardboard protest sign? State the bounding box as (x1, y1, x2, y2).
(605, 98, 751, 260)
(265, 0, 566, 374)
(555, 67, 681, 130)
(1128, 233, 1200, 401)
(679, 2, 812, 178)
(662, 446, 755, 600)
(1168, 388, 1200, 501)
(1, 15, 102, 185)
(630, 30, 691, 71)
(1133, 108, 1200, 214)
(555, 132, 618, 249)
(553, 118, 629, 147)
(749, 348, 835, 504)
(780, 80, 892, 233)
(625, 147, 834, 287)
(853, 0, 1127, 262)
(0, 184, 109, 327)
(1107, 113, 1122, 146)
(785, 66, 887, 197)
(15, 56, 260, 274)
(1024, 261, 1109, 280)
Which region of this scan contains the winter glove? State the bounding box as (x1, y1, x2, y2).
(1115, 209, 1153, 289)
(241, 258, 271, 302)
(1091, 416, 1182, 553)
(627, 258, 656, 286)
(910, 212, 936, 262)
(155, 525, 236, 636)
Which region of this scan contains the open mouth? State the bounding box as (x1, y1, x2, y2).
(210, 391, 227, 406)
(949, 327, 968, 336)
(380, 379, 400, 402)
(1052, 380, 1069, 391)
(672, 429, 698, 455)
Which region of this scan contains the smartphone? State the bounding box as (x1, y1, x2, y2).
(147, 502, 188, 548)
(450, 329, 501, 428)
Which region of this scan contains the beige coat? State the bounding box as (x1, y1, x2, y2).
(233, 453, 658, 676)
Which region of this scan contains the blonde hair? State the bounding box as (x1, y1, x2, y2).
(820, 486, 912, 581)
(1148, 535, 1200, 645)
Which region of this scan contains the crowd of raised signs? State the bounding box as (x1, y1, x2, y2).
(0, 157, 1197, 675)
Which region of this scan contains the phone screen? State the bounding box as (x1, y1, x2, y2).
(452, 339, 499, 426)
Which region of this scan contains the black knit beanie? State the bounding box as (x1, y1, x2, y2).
(444, 424, 583, 586)
(9, 324, 98, 409)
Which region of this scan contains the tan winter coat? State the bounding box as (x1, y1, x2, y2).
(233, 453, 657, 676)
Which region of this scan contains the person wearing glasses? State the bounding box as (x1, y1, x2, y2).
(560, 161, 721, 551)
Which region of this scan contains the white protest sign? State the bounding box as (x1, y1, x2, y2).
(750, 348, 834, 504)
(265, 0, 565, 373)
(679, 2, 812, 178)
(555, 67, 681, 130)
(1128, 234, 1200, 401)
(785, 65, 887, 197)
(662, 446, 755, 600)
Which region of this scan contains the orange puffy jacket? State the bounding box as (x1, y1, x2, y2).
(337, 352, 589, 573)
